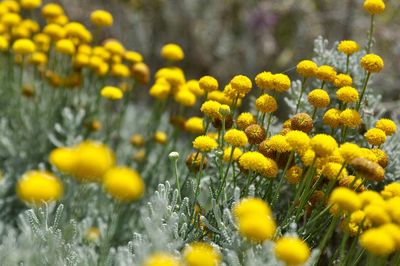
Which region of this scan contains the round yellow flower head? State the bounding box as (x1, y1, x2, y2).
(334, 73, 353, 87)
(255, 71, 274, 90)
(381, 183, 400, 200)
(21, 0, 41, 10)
(185, 117, 204, 135)
(245, 124, 266, 145)
(101, 86, 123, 100)
(103, 167, 144, 202)
(49, 147, 77, 175)
(200, 100, 221, 119)
(193, 135, 218, 152)
(0, 36, 9, 51)
(149, 79, 171, 100)
(183, 242, 221, 266)
(255, 94, 277, 113)
(2, 0, 20, 12)
(223, 147, 242, 162)
(186, 79, 204, 96)
(111, 63, 130, 78)
(364, 128, 386, 146)
(90, 10, 113, 27)
(323, 162, 348, 180)
(291, 113, 313, 133)
(296, 60, 318, 77)
(360, 228, 395, 256)
(233, 197, 272, 219)
(308, 89, 330, 108)
(336, 86, 359, 104)
(380, 224, 400, 250)
(219, 104, 231, 117)
(339, 109, 362, 128)
(13, 39, 36, 54)
(238, 215, 276, 243)
(364, 204, 391, 225)
(272, 73, 291, 92)
(310, 134, 338, 157)
(124, 50, 143, 63)
(55, 39, 75, 55)
(2, 12, 21, 27)
(230, 75, 252, 95)
(363, 0, 385, 15)
(323, 108, 342, 128)
(42, 3, 64, 19)
(174, 89, 196, 107)
(69, 141, 115, 182)
(17, 171, 63, 205)
(236, 112, 256, 130)
(337, 40, 360, 55)
(286, 165, 303, 184)
(264, 135, 291, 153)
(339, 142, 362, 163)
(359, 190, 384, 208)
(143, 252, 179, 266)
(104, 39, 125, 56)
(285, 130, 310, 153)
(274, 237, 310, 266)
(361, 54, 384, 73)
(199, 75, 218, 92)
(154, 131, 168, 145)
(224, 129, 248, 147)
(161, 43, 184, 61)
(371, 148, 388, 168)
(130, 134, 145, 147)
(375, 118, 397, 136)
(30, 52, 47, 66)
(238, 151, 267, 172)
(316, 65, 336, 82)
(43, 23, 66, 40)
(329, 187, 361, 212)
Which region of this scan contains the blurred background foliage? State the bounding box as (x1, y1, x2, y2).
(54, 0, 399, 110)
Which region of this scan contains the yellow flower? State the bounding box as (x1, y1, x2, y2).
(183, 242, 221, 266)
(238, 151, 267, 173)
(161, 43, 184, 61)
(55, 39, 75, 55)
(310, 134, 338, 157)
(49, 147, 77, 175)
(255, 71, 274, 90)
(111, 63, 130, 78)
(286, 165, 303, 184)
(16, 170, 63, 205)
(224, 129, 248, 147)
(0, 36, 9, 51)
(274, 237, 310, 266)
(245, 124, 266, 145)
(193, 135, 218, 152)
(43, 23, 66, 40)
(236, 112, 256, 130)
(12, 39, 36, 54)
(200, 100, 221, 119)
(329, 187, 361, 212)
(1, 13, 21, 27)
(255, 94, 277, 113)
(199, 75, 218, 92)
(359, 190, 384, 208)
(364, 204, 391, 225)
(339, 109, 362, 128)
(103, 167, 144, 202)
(30, 52, 47, 66)
(361, 54, 384, 73)
(360, 228, 395, 256)
(323, 162, 348, 180)
(90, 10, 113, 27)
(308, 89, 330, 108)
(323, 108, 341, 128)
(381, 183, 400, 200)
(316, 65, 336, 82)
(149, 79, 171, 100)
(363, 0, 385, 15)
(230, 75, 252, 95)
(185, 117, 204, 135)
(143, 253, 179, 266)
(296, 60, 318, 77)
(238, 215, 276, 243)
(233, 197, 272, 219)
(271, 73, 291, 92)
(104, 39, 125, 56)
(174, 89, 196, 107)
(375, 118, 397, 136)
(223, 147, 243, 162)
(334, 73, 353, 87)
(364, 128, 386, 146)
(154, 131, 168, 145)
(21, 0, 41, 9)
(186, 79, 204, 96)
(380, 224, 400, 250)
(130, 134, 145, 147)
(285, 130, 310, 153)
(264, 135, 291, 153)
(101, 86, 123, 100)
(337, 40, 360, 55)
(371, 148, 388, 168)
(336, 86, 359, 103)
(41, 3, 64, 19)
(339, 142, 362, 163)
(124, 50, 143, 63)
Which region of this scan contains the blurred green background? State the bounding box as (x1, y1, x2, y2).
(53, 0, 400, 110)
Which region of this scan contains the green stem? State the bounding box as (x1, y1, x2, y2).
(315, 215, 340, 264)
(345, 55, 350, 74)
(271, 150, 294, 206)
(366, 15, 375, 53)
(295, 77, 307, 113)
(172, 158, 181, 200)
(356, 71, 371, 111)
(216, 147, 235, 201)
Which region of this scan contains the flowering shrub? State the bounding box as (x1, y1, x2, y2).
(0, 0, 399, 265)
